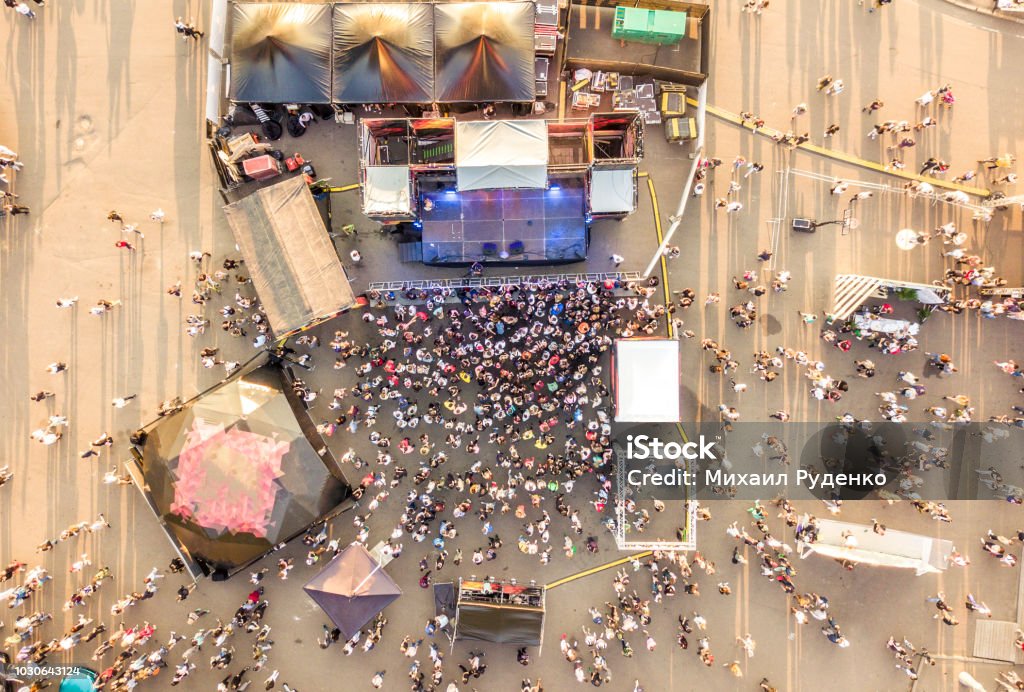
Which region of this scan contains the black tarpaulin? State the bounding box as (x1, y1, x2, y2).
(136, 360, 349, 576)
(333, 3, 434, 104)
(230, 3, 333, 104)
(456, 603, 544, 646)
(434, 2, 535, 103)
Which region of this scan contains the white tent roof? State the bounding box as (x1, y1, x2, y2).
(614, 339, 680, 423)
(591, 168, 635, 213)
(798, 518, 953, 576)
(455, 120, 548, 191)
(363, 166, 412, 216)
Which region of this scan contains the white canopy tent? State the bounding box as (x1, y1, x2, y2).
(455, 120, 548, 191)
(613, 338, 681, 423)
(590, 168, 636, 214)
(363, 166, 412, 216)
(798, 519, 953, 576)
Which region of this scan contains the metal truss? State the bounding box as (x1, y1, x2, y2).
(613, 450, 697, 552)
(368, 271, 643, 293)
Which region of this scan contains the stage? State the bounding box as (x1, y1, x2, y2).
(419, 182, 588, 265)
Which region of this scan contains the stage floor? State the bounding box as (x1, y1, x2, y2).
(420, 184, 588, 265)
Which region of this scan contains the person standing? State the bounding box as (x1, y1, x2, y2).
(14, 2, 37, 19)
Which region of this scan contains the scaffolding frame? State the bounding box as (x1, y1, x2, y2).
(613, 440, 697, 552)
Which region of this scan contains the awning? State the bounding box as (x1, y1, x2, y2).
(230, 3, 333, 104)
(456, 602, 544, 645)
(454, 579, 545, 646)
(830, 274, 951, 321)
(829, 275, 885, 321)
(456, 120, 548, 191)
(614, 338, 681, 423)
(332, 4, 434, 103)
(590, 168, 636, 213)
(434, 2, 536, 102)
(798, 519, 953, 576)
(222, 177, 357, 338)
(363, 166, 412, 216)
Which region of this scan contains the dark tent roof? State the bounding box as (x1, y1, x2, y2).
(304, 544, 402, 638)
(222, 176, 357, 339)
(333, 4, 434, 104)
(137, 360, 349, 576)
(434, 2, 535, 102)
(230, 3, 333, 104)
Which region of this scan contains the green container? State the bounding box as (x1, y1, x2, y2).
(612, 6, 687, 45)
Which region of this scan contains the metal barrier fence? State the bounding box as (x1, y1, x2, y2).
(367, 271, 643, 293)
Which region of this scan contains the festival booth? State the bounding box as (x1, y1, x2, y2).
(452, 579, 546, 648)
(332, 3, 434, 104)
(304, 543, 402, 639)
(222, 177, 359, 339)
(433, 2, 536, 103)
(229, 3, 333, 104)
(612, 338, 681, 422)
(128, 358, 350, 579)
(797, 519, 953, 576)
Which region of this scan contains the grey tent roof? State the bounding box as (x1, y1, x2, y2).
(304, 544, 402, 638)
(222, 176, 357, 338)
(455, 120, 548, 191)
(230, 3, 333, 104)
(434, 2, 536, 102)
(333, 3, 434, 103)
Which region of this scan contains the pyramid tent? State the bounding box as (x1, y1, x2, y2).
(304, 544, 402, 638)
(434, 2, 535, 103)
(333, 4, 434, 104)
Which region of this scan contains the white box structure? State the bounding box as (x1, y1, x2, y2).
(613, 338, 681, 423)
